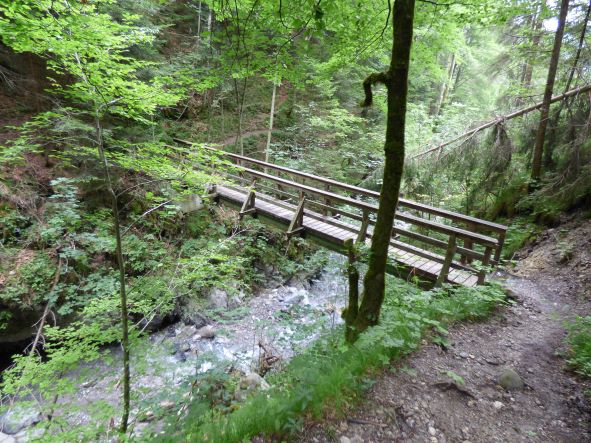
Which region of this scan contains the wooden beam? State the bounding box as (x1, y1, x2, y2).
(436, 234, 457, 287)
(239, 180, 257, 219)
(357, 210, 370, 243)
(477, 246, 493, 285)
(286, 194, 306, 237)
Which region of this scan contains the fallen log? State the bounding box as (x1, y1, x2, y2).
(410, 84, 591, 160)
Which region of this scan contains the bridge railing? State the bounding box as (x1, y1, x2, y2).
(175, 139, 507, 285)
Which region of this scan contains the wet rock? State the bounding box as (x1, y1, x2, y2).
(0, 408, 41, 435)
(0, 432, 16, 443)
(240, 372, 270, 390)
(139, 411, 155, 422)
(228, 291, 246, 309)
(498, 368, 524, 391)
(182, 311, 209, 329)
(159, 400, 175, 409)
(207, 288, 228, 309)
(197, 325, 216, 339)
(281, 292, 304, 306)
(175, 325, 196, 341)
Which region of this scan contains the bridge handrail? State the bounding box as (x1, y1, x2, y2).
(217, 161, 499, 248)
(174, 139, 507, 234)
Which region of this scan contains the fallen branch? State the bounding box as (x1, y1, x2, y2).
(410, 84, 591, 160)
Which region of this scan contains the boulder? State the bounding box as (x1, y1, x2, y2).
(0, 408, 41, 435)
(228, 291, 246, 309)
(498, 368, 524, 391)
(197, 325, 216, 339)
(207, 288, 228, 310)
(240, 372, 270, 390)
(175, 325, 196, 341)
(0, 432, 16, 443)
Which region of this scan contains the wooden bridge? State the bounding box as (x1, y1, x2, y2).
(176, 139, 508, 287)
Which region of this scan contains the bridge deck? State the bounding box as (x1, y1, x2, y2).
(217, 185, 479, 287)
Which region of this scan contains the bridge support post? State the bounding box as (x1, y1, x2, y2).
(477, 246, 493, 285)
(461, 222, 476, 264)
(436, 233, 457, 287)
(286, 195, 306, 238)
(323, 184, 331, 216)
(493, 231, 505, 264)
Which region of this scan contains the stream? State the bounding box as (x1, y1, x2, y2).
(0, 253, 350, 440)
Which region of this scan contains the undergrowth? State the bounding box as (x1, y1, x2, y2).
(155, 280, 506, 442)
(565, 316, 591, 379)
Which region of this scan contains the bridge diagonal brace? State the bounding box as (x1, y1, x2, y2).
(286, 195, 306, 238)
(436, 233, 457, 287)
(239, 180, 257, 219)
(356, 210, 370, 243)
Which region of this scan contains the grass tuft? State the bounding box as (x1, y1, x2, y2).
(565, 316, 591, 378)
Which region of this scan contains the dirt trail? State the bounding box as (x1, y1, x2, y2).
(299, 217, 591, 443)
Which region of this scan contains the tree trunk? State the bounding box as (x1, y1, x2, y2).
(544, 0, 591, 168)
(531, 0, 570, 184)
(265, 78, 278, 164)
(197, 1, 202, 38)
(349, 0, 415, 341)
(343, 239, 360, 343)
(518, 3, 544, 106)
(433, 53, 456, 116)
(95, 113, 130, 435)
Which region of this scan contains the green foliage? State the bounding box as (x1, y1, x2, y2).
(502, 218, 540, 260)
(564, 316, 591, 379)
(444, 370, 466, 386)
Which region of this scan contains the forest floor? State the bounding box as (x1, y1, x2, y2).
(298, 215, 591, 443)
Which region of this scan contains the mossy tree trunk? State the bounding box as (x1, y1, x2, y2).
(345, 0, 415, 342)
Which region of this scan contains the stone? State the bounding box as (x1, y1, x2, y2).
(428, 426, 437, 435)
(350, 436, 364, 443)
(159, 400, 175, 409)
(175, 325, 196, 340)
(493, 401, 504, 410)
(197, 325, 216, 339)
(240, 372, 270, 390)
(0, 408, 41, 435)
(339, 437, 351, 443)
(0, 432, 16, 443)
(498, 368, 524, 391)
(207, 288, 228, 310)
(228, 291, 246, 309)
(459, 352, 469, 359)
(184, 312, 209, 329)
